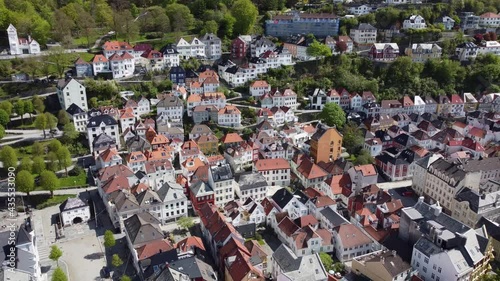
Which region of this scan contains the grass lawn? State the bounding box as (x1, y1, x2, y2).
(27, 194, 74, 209)
(14, 139, 52, 158)
(58, 171, 88, 188)
(73, 36, 99, 48)
(73, 52, 96, 63)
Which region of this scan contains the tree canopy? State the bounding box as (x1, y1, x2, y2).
(307, 40, 332, 58)
(39, 170, 60, 197)
(0, 146, 18, 169)
(230, 0, 258, 35)
(318, 103, 346, 129)
(16, 170, 35, 196)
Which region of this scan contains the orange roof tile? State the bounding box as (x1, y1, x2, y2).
(250, 80, 269, 88)
(254, 158, 290, 171)
(92, 54, 108, 63)
(354, 164, 377, 176)
(175, 236, 206, 252)
(103, 41, 133, 51)
(136, 239, 173, 260)
(218, 105, 241, 115)
(221, 133, 244, 144)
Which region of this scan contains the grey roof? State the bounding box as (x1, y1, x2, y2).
(428, 158, 466, 187)
(354, 250, 411, 278)
(201, 33, 221, 43)
(461, 158, 500, 173)
(455, 188, 500, 213)
(159, 44, 179, 55)
(57, 78, 76, 89)
(92, 133, 116, 149)
(59, 197, 88, 212)
(168, 256, 217, 281)
(414, 237, 442, 257)
(237, 172, 268, 191)
(190, 181, 213, 196)
(135, 189, 162, 206)
(411, 200, 470, 234)
(126, 135, 152, 152)
(210, 164, 233, 182)
(66, 103, 85, 115)
(0, 231, 10, 261)
(356, 23, 377, 30)
(141, 249, 179, 280)
(190, 124, 213, 136)
(87, 114, 117, 128)
(123, 213, 162, 245)
(272, 244, 301, 272)
(320, 207, 348, 227)
(156, 182, 185, 202)
(157, 96, 183, 108)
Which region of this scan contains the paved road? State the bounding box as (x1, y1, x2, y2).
(0, 128, 62, 147)
(376, 179, 413, 190)
(19, 91, 55, 100)
(0, 186, 97, 197)
(0, 49, 89, 60)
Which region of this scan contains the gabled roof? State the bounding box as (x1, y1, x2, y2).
(92, 54, 108, 63)
(335, 224, 372, 248)
(136, 239, 174, 260)
(271, 188, 294, 209)
(103, 41, 133, 51)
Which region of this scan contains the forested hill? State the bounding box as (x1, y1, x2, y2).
(1, 0, 500, 49)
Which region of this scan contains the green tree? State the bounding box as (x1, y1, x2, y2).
(56, 147, 72, 176)
(166, 3, 195, 32)
(34, 113, 57, 138)
(0, 146, 17, 169)
(319, 252, 333, 271)
(0, 109, 10, 127)
(32, 156, 46, 175)
(307, 40, 332, 57)
(200, 20, 219, 35)
(51, 9, 75, 44)
(318, 103, 346, 128)
(342, 121, 364, 154)
(57, 110, 70, 125)
(333, 262, 345, 273)
(18, 157, 32, 172)
(121, 275, 132, 281)
(220, 13, 236, 38)
(111, 254, 123, 268)
(104, 230, 116, 248)
(0, 125, 4, 140)
(47, 47, 71, 78)
(32, 142, 45, 157)
(32, 96, 45, 114)
(51, 267, 67, 281)
(47, 152, 59, 172)
(39, 170, 60, 197)
(49, 245, 63, 266)
(354, 149, 374, 165)
(13, 100, 26, 125)
(177, 216, 195, 230)
(48, 139, 62, 153)
(24, 100, 34, 121)
(62, 123, 79, 143)
(88, 97, 98, 109)
(0, 101, 13, 116)
(231, 0, 258, 35)
(15, 170, 35, 196)
(113, 9, 139, 43)
(139, 6, 170, 38)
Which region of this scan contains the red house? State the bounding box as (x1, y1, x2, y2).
(369, 43, 400, 62)
(231, 36, 251, 59)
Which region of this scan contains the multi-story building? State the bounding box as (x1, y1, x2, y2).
(187, 92, 226, 117)
(453, 188, 500, 228)
(7, 24, 40, 55)
(156, 95, 184, 122)
(479, 12, 500, 27)
(455, 42, 478, 62)
(405, 43, 442, 63)
(102, 41, 134, 58)
(333, 224, 375, 262)
(350, 23, 377, 45)
(87, 114, 120, 153)
(108, 52, 135, 79)
(310, 122, 343, 163)
(271, 244, 328, 281)
(159, 44, 180, 67)
(265, 11, 340, 38)
(156, 181, 188, 223)
(208, 164, 237, 207)
(308, 88, 341, 110)
(231, 35, 252, 59)
(459, 12, 480, 30)
(477, 40, 500, 56)
(437, 16, 456, 30)
(176, 37, 205, 59)
(402, 15, 427, 29)
(254, 158, 291, 187)
(250, 80, 271, 97)
(57, 78, 88, 111)
(217, 105, 241, 127)
(74, 57, 93, 77)
(200, 33, 222, 60)
(235, 172, 269, 203)
(348, 5, 372, 16)
(351, 250, 413, 281)
(369, 43, 399, 62)
(400, 198, 492, 281)
(66, 103, 88, 133)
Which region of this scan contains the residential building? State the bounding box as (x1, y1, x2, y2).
(453, 188, 500, 228)
(478, 40, 500, 56)
(250, 80, 271, 97)
(200, 33, 222, 60)
(308, 88, 341, 110)
(350, 23, 377, 45)
(87, 114, 120, 153)
(400, 198, 492, 281)
(187, 92, 226, 117)
(10, 218, 44, 281)
(176, 37, 205, 59)
(59, 197, 90, 227)
(66, 103, 88, 133)
(7, 24, 40, 55)
(333, 224, 375, 262)
(218, 105, 241, 127)
(235, 173, 270, 203)
(405, 43, 442, 63)
(347, 165, 378, 194)
(437, 16, 456, 30)
(369, 43, 399, 62)
(310, 122, 343, 163)
(254, 158, 291, 187)
(156, 95, 184, 123)
(251, 36, 275, 57)
(102, 41, 134, 58)
(459, 12, 480, 30)
(479, 12, 500, 27)
(265, 11, 340, 38)
(455, 42, 478, 62)
(74, 57, 93, 77)
(270, 244, 328, 281)
(338, 36, 354, 53)
(351, 250, 412, 281)
(293, 154, 328, 189)
(57, 78, 88, 111)
(208, 164, 237, 207)
(159, 44, 180, 68)
(231, 35, 252, 59)
(348, 5, 372, 16)
(402, 15, 427, 29)
(169, 66, 186, 85)
(157, 182, 188, 223)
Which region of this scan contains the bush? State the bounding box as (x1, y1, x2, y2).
(69, 166, 84, 177)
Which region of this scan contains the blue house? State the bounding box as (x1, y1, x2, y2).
(74, 57, 92, 78)
(266, 11, 340, 38)
(169, 66, 186, 85)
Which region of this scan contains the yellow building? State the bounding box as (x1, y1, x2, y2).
(310, 123, 343, 164)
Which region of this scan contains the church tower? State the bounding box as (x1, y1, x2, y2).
(7, 24, 20, 55)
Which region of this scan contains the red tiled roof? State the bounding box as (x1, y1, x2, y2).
(98, 147, 119, 162)
(278, 216, 300, 236)
(254, 158, 290, 171)
(221, 133, 244, 144)
(469, 127, 486, 139)
(297, 157, 328, 179)
(335, 224, 372, 248)
(74, 57, 89, 65)
(103, 41, 133, 51)
(251, 80, 269, 88)
(480, 12, 500, 18)
(295, 215, 319, 228)
(175, 236, 205, 252)
(354, 164, 377, 176)
(450, 94, 464, 104)
(136, 239, 173, 260)
(218, 105, 241, 115)
(92, 54, 108, 63)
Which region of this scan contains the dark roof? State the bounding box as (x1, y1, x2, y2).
(225, 66, 239, 74)
(87, 114, 117, 128)
(271, 188, 294, 209)
(123, 213, 162, 245)
(92, 133, 116, 149)
(168, 256, 216, 281)
(159, 44, 178, 55)
(461, 158, 500, 173)
(412, 200, 470, 234)
(319, 207, 348, 227)
(59, 197, 88, 212)
(272, 244, 301, 272)
(414, 237, 442, 257)
(210, 164, 233, 182)
(66, 103, 85, 115)
(428, 158, 466, 187)
(293, 190, 309, 204)
(141, 249, 179, 280)
(356, 23, 377, 30)
(169, 66, 185, 74)
(17, 219, 33, 245)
